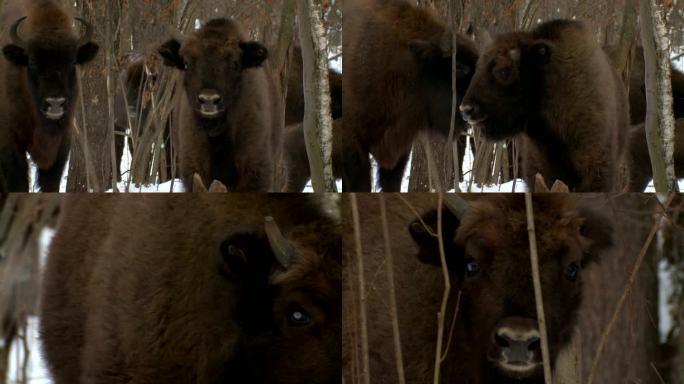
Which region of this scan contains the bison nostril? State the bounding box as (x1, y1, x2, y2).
(45, 97, 66, 107)
(459, 104, 475, 121)
(527, 336, 540, 351)
(198, 92, 221, 104)
(495, 333, 510, 348)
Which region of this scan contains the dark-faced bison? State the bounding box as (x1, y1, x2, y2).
(461, 19, 629, 192)
(343, 194, 613, 383)
(114, 51, 175, 183)
(159, 18, 284, 191)
(0, 0, 99, 192)
(343, 0, 479, 192)
(41, 194, 341, 383)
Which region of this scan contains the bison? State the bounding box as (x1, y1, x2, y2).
(158, 18, 284, 191)
(0, 0, 99, 192)
(41, 194, 341, 383)
(283, 119, 342, 192)
(460, 19, 629, 192)
(113, 51, 175, 183)
(343, 0, 479, 192)
(343, 193, 613, 383)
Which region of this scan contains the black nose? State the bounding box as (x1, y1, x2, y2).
(459, 103, 477, 122)
(198, 90, 221, 105)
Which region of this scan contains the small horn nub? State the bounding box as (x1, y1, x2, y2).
(264, 216, 296, 269)
(10, 16, 27, 48)
(75, 17, 93, 45)
(443, 194, 469, 220)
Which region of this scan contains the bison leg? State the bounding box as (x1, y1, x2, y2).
(114, 124, 125, 182)
(378, 154, 410, 192)
(37, 141, 70, 192)
(0, 149, 29, 192)
(341, 148, 371, 192)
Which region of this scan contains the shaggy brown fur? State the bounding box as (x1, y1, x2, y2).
(285, 46, 342, 125)
(343, 194, 613, 384)
(461, 20, 629, 192)
(343, 0, 479, 191)
(283, 119, 342, 192)
(627, 119, 684, 191)
(159, 18, 284, 191)
(0, 0, 99, 192)
(41, 194, 341, 384)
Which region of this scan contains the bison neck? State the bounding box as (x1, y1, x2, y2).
(207, 133, 239, 188)
(524, 116, 581, 190)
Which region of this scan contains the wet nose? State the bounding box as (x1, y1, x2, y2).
(494, 326, 541, 361)
(45, 97, 66, 107)
(459, 103, 477, 122)
(198, 90, 221, 105)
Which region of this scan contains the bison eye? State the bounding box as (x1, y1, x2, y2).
(288, 307, 311, 326)
(465, 257, 480, 277)
(564, 262, 579, 282)
(184, 62, 190, 70)
(495, 68, 511, 82)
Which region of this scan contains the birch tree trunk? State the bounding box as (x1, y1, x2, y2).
(640, 0, 679, 192)
(297, 0, 337, 192)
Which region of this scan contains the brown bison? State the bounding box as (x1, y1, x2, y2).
(343, 194, 613, 383)
(158, 18, 284, 191)
(343, 0, 479, 192)
(461, 20, 629, 192)
(113, 51, 175, 182)
(283, 119, 342, 192)
(628, 119, 684, 191)
(285, 46, 342, 126)
(0, 0, 99, 192)
(41, 194, 341, 384)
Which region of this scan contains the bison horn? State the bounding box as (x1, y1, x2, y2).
(9, 16, 27, 48)
(264, 216, 296, 269)
(75, 17, 93, 45)
(443, 194, 469, 221)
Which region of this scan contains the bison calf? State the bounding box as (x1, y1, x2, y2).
(41, 194, 341, 384)
(461, 19, 629, 192)
(0, 0, 99, 192)
(343, 0, 479, 192)
(159, 18, 284, 191)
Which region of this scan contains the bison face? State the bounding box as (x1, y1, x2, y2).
(2, 17, 99, 125)
(410, 196, 612, 381)
(460, 33, 552, 141)
(119, 53, 159, 123)
(159, 37, 268, 137)
(408, 35, 478, 137)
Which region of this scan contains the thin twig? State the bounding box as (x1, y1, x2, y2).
(524, 193, 554, 384)
(379, 195, 406, 384)
(440, 290, 462, 363)
(433, 193, 450, 383)
(396, 194, 438, 237)
(350, 194, 371, 384)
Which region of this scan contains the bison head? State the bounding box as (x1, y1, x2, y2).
(118, 52, 160, 123)
(158, 18, 268, 137)
(408, 33, 479, 137)
(216, 216, 340, 384)
(2, 16, 99, 124)
(409, 195, 612, 381)
(459, 33, 552, 141)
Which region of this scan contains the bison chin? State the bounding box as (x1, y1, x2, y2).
(474, 115, 526, 142)
(196, 115, 228, 137)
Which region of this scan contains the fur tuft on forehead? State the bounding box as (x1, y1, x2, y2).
(23, 0, 78, 40)
(181, 18, 248, 57)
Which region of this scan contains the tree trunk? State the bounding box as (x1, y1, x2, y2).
(297, 0, 336, 192)
(640, 0, 679, 192)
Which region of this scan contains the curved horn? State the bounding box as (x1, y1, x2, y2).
(443, 194, 469, 221)
(264, 216, 296, 269)
(75, 17, 93, 45)
(10, 16, 27, 48)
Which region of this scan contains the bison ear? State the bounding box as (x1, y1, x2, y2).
(218, 233, 273, 277)
(240, 41, 268, 68)
(578, 206, 614, 265)
(76, 42, 99, 64)
(409, 208, 463, 267)
(408, 39, 440, 64)
(158, 39, 185, 70)
(2, 44, 28, 66)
